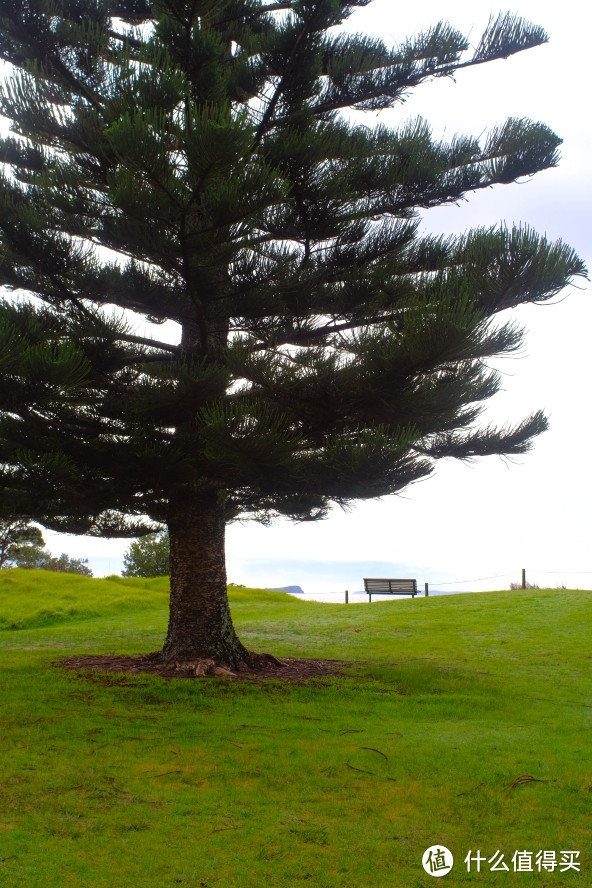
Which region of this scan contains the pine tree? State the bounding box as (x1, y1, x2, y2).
(0, 1, 586, 668)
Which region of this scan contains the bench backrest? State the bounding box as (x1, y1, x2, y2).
(363, 578, 417, 593)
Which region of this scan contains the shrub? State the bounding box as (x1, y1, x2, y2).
(122, 532, 170, 578)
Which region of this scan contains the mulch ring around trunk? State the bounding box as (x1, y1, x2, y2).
(59, 652, 350, 683)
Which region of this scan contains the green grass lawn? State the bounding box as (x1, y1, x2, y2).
(0, 570, 590, 887)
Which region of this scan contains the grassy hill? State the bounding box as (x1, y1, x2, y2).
(0, 570, 590, 887)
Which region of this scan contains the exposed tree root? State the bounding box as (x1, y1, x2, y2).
(161, 648, 287, 675)
(59, 651, 348, 682)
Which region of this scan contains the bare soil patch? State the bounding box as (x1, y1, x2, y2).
(59, 651, 349, 683)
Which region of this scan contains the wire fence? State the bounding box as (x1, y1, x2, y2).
(430, 569, 592, 588)
(432, 572, 514, 586)
(294, 569, 591, 603)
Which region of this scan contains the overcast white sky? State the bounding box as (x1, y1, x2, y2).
(45, 0, 592, 594)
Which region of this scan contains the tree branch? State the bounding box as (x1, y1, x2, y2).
(116, 332, 180, 354)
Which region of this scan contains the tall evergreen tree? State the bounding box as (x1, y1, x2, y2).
(0, 1, 585, 668)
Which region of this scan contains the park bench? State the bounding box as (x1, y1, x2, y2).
(363, 578, 418, 602)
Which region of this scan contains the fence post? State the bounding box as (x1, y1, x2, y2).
(522, 568, 526, 590)
(424, 582, 429, 597)
(345, 589, 349, 604)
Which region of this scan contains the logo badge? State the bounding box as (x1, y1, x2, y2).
(422, 845, 454, 877)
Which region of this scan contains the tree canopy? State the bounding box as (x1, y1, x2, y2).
(0, 1, 585, 667)
(123, 531, 170, 577)
(0, 518, 45, 568)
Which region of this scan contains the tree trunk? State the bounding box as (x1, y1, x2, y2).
(162, 488, 253, 668)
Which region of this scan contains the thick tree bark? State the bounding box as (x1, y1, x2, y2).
(162, 488, 253, 668)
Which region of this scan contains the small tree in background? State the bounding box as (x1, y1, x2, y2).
(0, 1, 586, 668)
(123, 532, 170, 578)
(0, 518, 45, 568)
(42, 552, 94, 576)
(0, 518, 93, 574)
